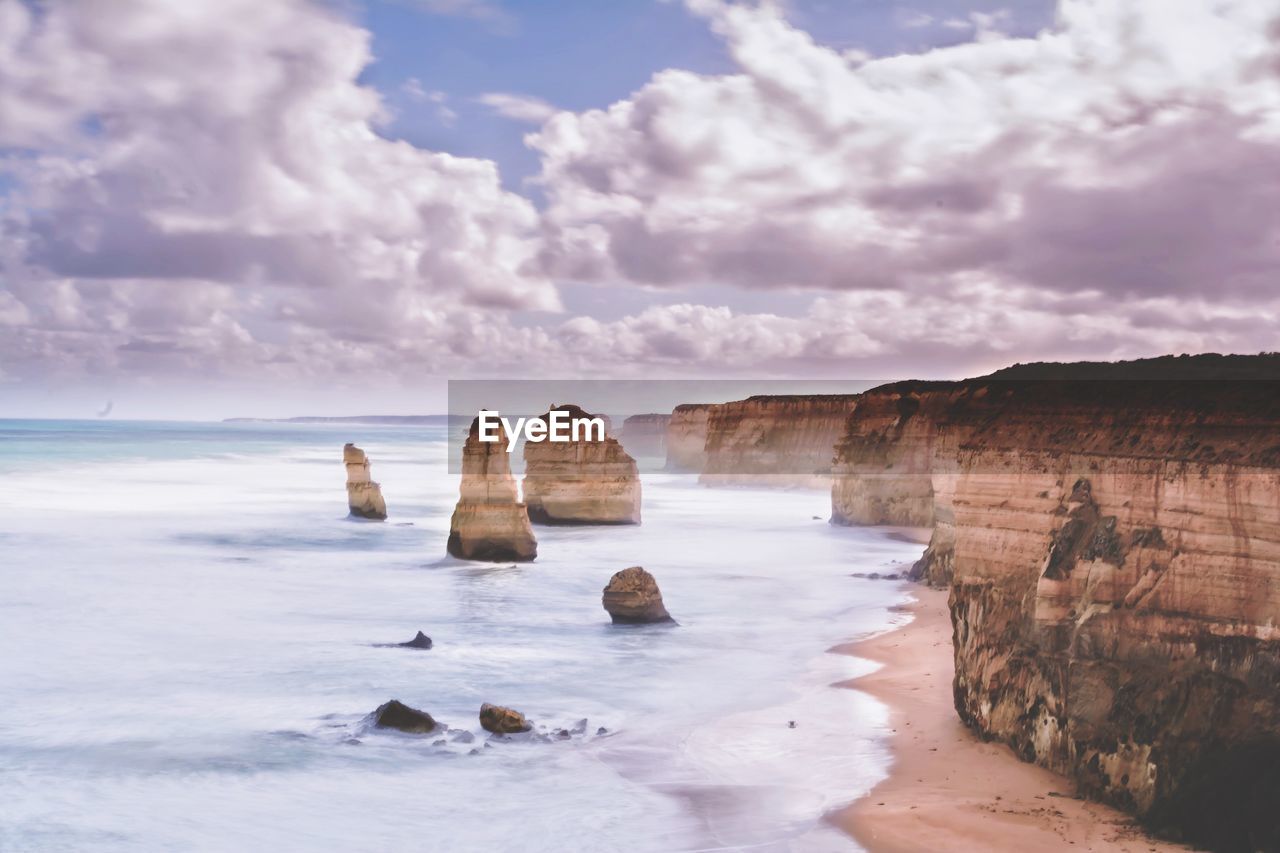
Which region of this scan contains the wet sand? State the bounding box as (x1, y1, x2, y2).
(833, 587, 1193, 852)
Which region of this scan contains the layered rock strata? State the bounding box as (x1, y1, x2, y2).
(831, 356, 1280, 850)
(665, 403, 714, 472)
(829, 382, 950, 528)
(522, 404, 641, 525)
(447, 418, 537, 562)
(619, 413, 671, 458)
(700, 395, 859, 487)
(344, 443, 387, 519)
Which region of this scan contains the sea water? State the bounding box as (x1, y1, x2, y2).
(0, 420, 922, 852)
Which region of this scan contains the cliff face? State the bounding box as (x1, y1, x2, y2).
(665, 404, 714, 472)
(522, 404, 641, 525)
(619, 413, 670, 459)
(830, 382, 951, 528)
(343, 443, 387, 520)
(447, 418, 537, 562)
(833, 362, 1280, 850)
(699, 395, 858, 487)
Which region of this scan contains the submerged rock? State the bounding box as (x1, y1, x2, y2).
(522, 404, 641, 525)
(397, 631, 433, 649)
(344, 443, 387, 520)
(479, 703, 532, 734)
(602, 566, 673, 624)
(447, 417, 537, 562)
(372, 699, 438, 733)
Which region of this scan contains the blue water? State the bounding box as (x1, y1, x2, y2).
(0, 420, 922, 852)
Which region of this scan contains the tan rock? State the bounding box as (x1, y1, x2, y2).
(447, 418, 537, 562)
(479, 702, 532, 734)
(619, 413, 670, 458)
(602, 566, 673, 624)
(829, 354, 1280, 849)
(343, 443, 387, 520)
(665, 403, 714, 472)
(522, 404, 641, 525)
(700, 395, 858, 488)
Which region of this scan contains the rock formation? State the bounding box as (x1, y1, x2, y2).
(447, 418, 537, 562)
(829, 383, 948, 529)
(371, 699, 438, 733)
(665, 403, 714, 472)
(829, 354, 1280, 850)
(522, 404, 641, 525)
(602, 566, 673, 624)
(344, 443, 387, 519)
(479, 703, 532, 734)
(700, 395, 858, 488)
(398, 631, 433, 649)
(619, 413, 671, 458)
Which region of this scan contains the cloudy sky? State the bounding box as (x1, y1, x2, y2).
(2, 0, 1277, 417)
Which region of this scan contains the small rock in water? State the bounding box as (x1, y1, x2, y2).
(398, 631, 433, 649)
(479, 703, 532, 734)
(602, 566, 674, 624)
(596, 727, 608, 736)
(371, 699, 438, 733)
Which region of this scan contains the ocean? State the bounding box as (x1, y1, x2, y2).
(0, 420, 922, 852)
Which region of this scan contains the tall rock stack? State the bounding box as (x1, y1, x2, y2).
(447, 418, 537, 562)
(344, 443, 387, 520)
(522, 404, 641, 525)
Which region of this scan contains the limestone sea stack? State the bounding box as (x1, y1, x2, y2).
(447, 418, 537, 562)
(344, 443, 387, 519)
(602, 566, 672, 624)
(522, 404, 641, 525)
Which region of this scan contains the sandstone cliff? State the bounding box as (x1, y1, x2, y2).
(343, 443, 387, 519)
(447, 418, 537, 562)
(831, 355, 1280, 850)
(829, 382, 950, 528)
(700, 395, 858, 487)
(619, 413, 670, 459)
(665, 403, 714, 472)
(522, 404, 641, 525)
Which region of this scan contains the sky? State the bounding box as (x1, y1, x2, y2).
(1, 0, 1278, 418)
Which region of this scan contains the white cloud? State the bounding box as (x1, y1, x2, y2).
(531, 0, 1280, 306)
(477, 92, 559, 124)
(0, 0, 557, 386)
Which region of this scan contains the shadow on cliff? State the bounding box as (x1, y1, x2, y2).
(1145, 738, 1280, 853)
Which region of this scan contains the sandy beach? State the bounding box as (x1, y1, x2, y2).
(834, 587, 1194, 853)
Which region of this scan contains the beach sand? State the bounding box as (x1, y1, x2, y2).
(833, 587, 1194, 853)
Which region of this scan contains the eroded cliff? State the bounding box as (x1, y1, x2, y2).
(619, 413, 670, 459)
(665, 403, 714, 472)
(832, 357, 1280, 850)
(699, 395, 858, 487)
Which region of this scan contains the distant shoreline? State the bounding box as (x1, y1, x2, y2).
(222, 415, 458, 425)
